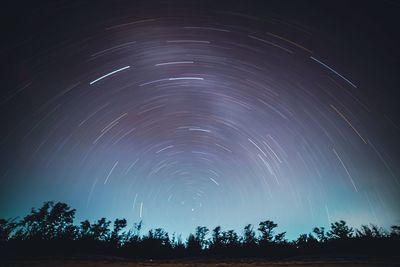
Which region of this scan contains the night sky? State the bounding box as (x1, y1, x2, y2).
(1, 0, 400, 240)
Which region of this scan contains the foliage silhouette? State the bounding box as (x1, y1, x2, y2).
(242, 224, 256, 246)
(1, 201, 400, 260)
(327, 220, 353, 239)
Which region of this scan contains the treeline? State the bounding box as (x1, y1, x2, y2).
(1, 201, 399, 259)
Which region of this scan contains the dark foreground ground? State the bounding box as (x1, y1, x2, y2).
(2, 257, 400, 267)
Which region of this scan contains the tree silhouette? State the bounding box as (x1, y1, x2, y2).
(295, 233, 317, 248)
(91, 218, 111, 241)
(258, 220, 277, 243)
(110, 218, 127, 246)
(126, 220, 142, 243)
(0, 219, 17, 241)
(1, 201, 400, 260)
(274, 231, 286, 244)
(46, 202, 76, 240)
(313, 227, 327, 242)
(186, 233, 201, 254)
(327, 220, 353, 239)
(145, 228, 169, 245)
(16, 201, 76, 240)
(18, 201, 52, 240)
(243, 224, 257, 246)
(221, 229, 239, 248)
(390, 225, 400, 237)
(79, 220, 92, 240)
(258, 220, 285, 245)
(195, 226, 209, 249)
(356, 224, 386, 239)
(143, 228, 170, 246)
(140, 228, 172, 258)
(210, 226, 222, 251)
(170, 232, 185, 250)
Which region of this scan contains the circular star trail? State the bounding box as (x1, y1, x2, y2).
(1, 1, 399, 239)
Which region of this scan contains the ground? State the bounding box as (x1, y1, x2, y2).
(2, 257, 400, 267)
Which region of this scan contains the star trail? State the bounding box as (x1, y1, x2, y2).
(1, 1, 399, 240)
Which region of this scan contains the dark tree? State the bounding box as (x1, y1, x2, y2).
(295, 234, 307, 247)
(171, 232, 185, 250)
(126, 220, 142, 242)
(258, 220, 277, 244)
(194, 226, 209, 249)
(0, 219, 17, 241)
(221, 229, 239, 248)
(327, 220, 353, 239)
(18, 201, 52, 240)
(356, 224, 386, 239)
(46, 202, 76, 240)
(16, 201, 76, 240)
(1, 201, 400, 260)
(313, 227, 327, 242)
(295, 233, 317, 248)
(243, 224, 257, 246)
(79, 220, 92, 240)
(186, 233, 200, 252)
(186, 226, 209, 255)
(390, 225, 400, 237)
(274, 231, 287, 244)
(210, 226, 222, 251)
(110, 218, 127, 246)
(141, 228, 171, 257)
(146, 228, 169, 245)
(91, 218, 111, 241)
